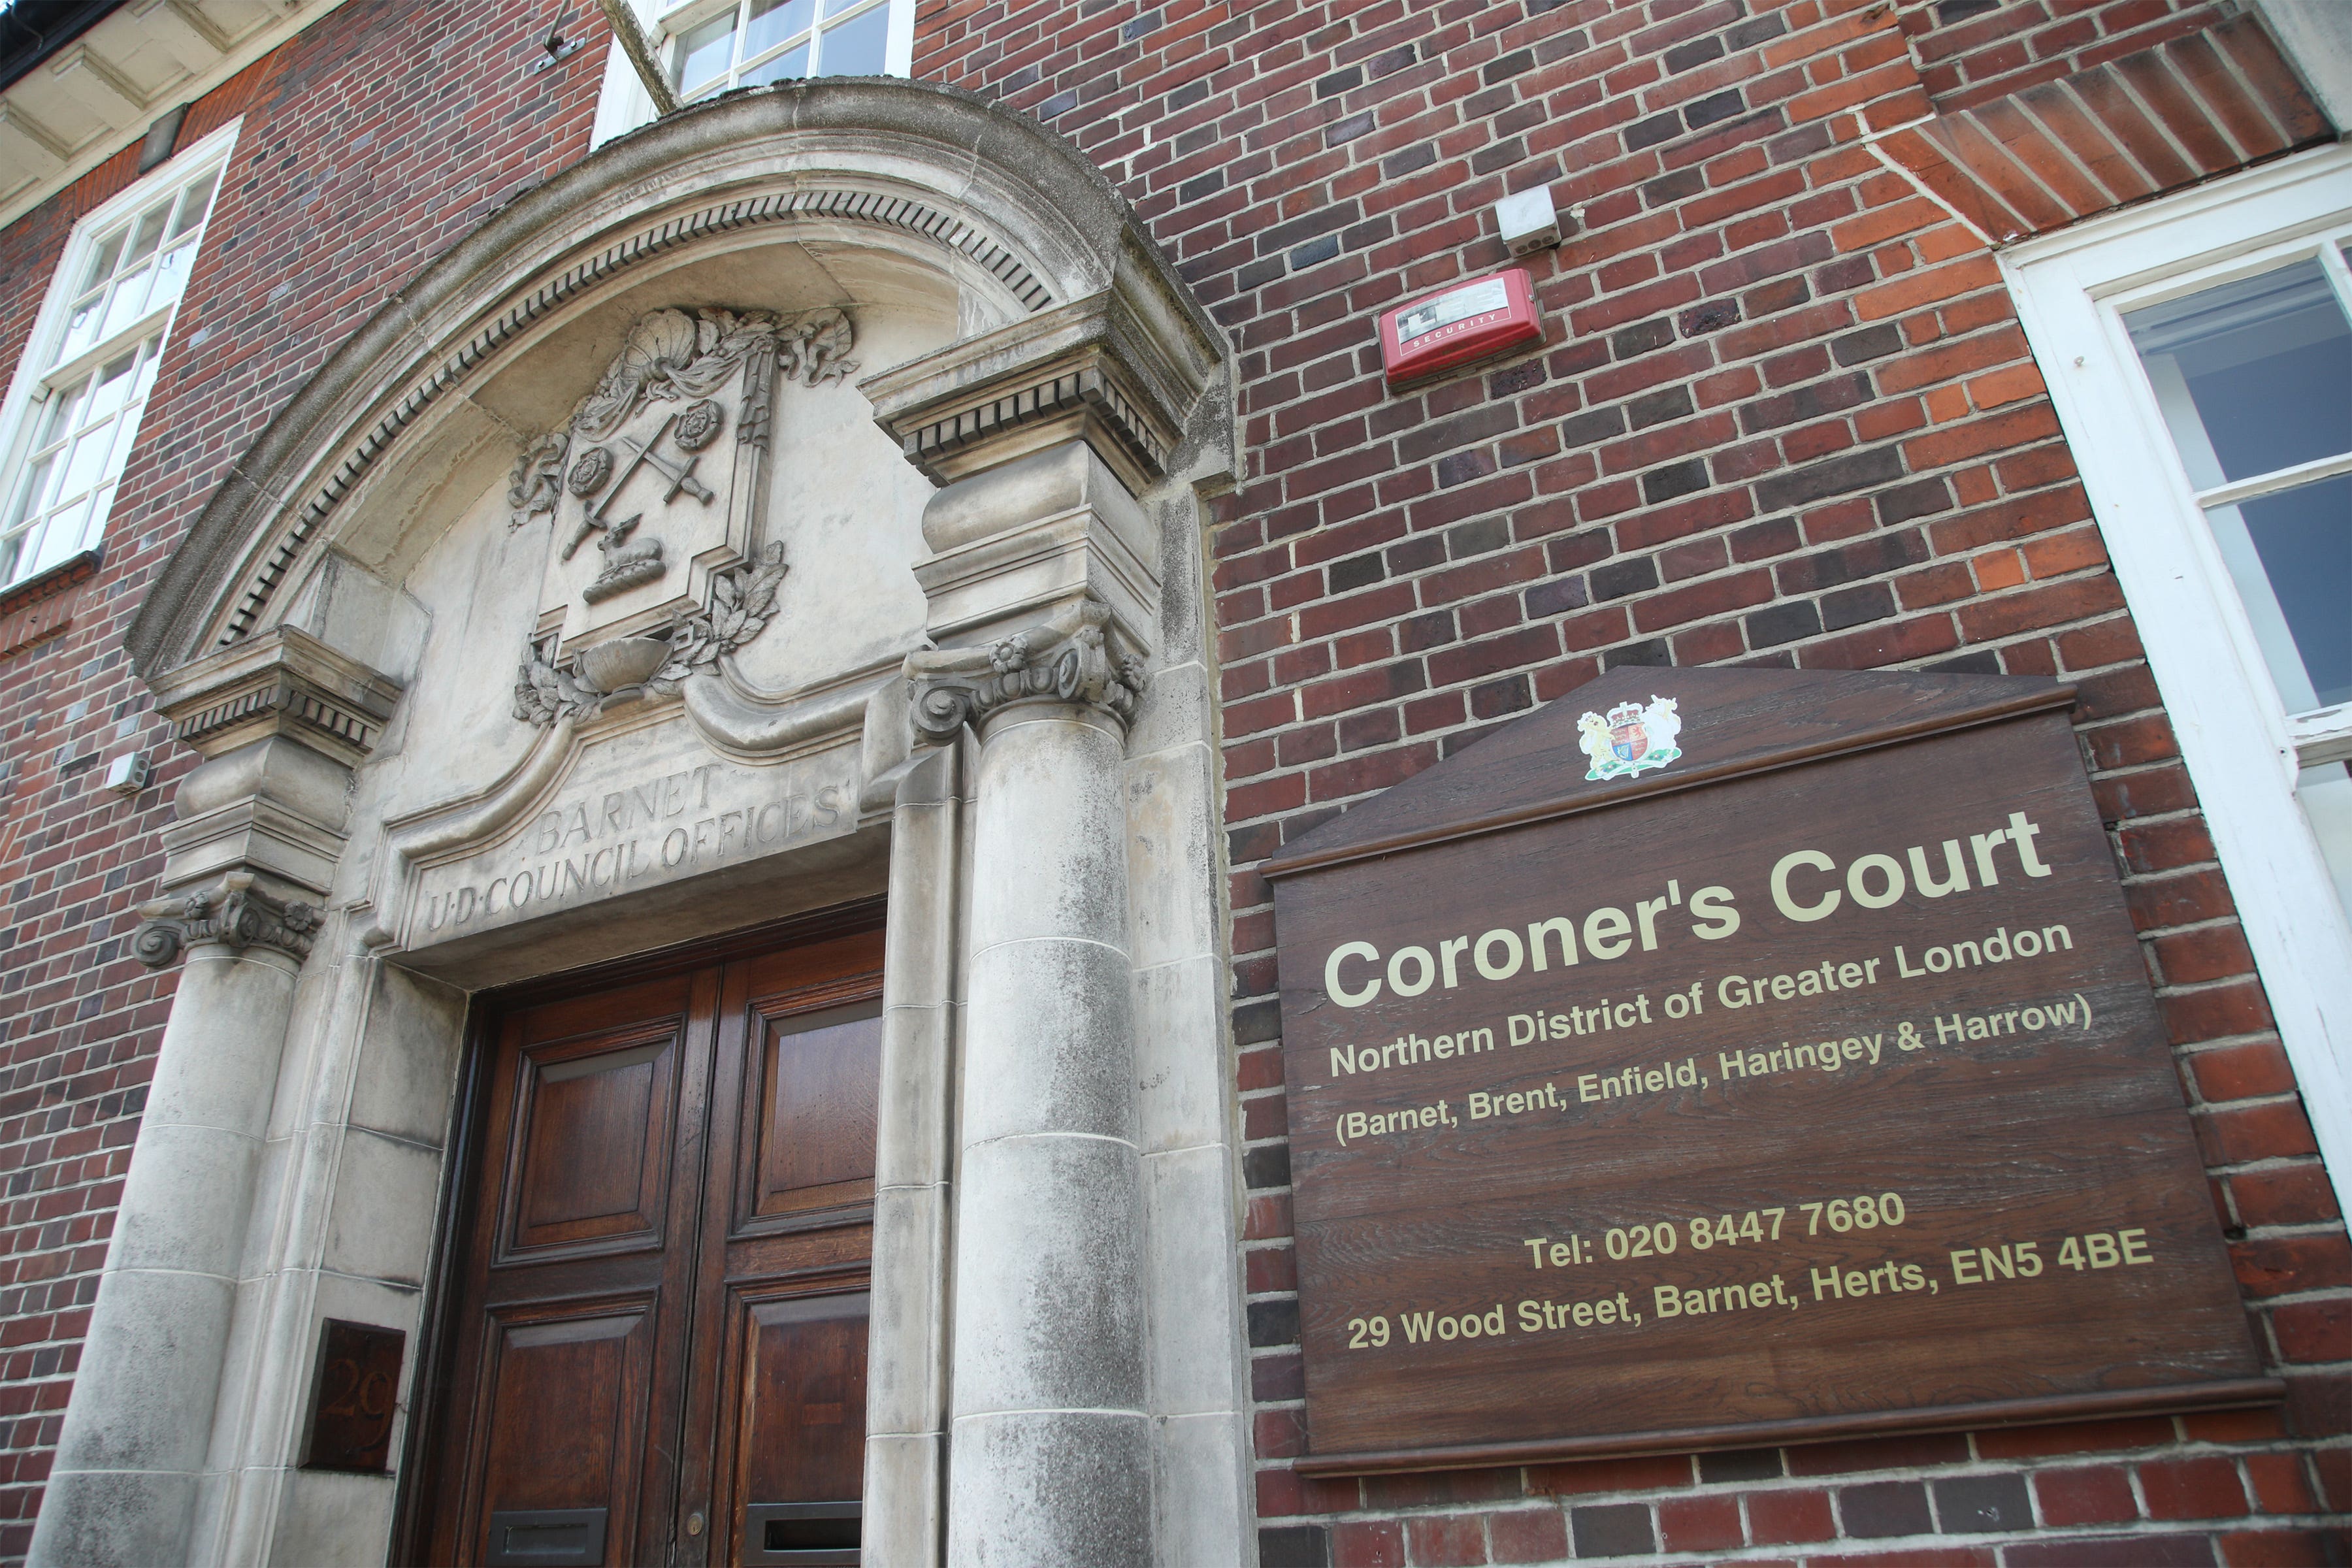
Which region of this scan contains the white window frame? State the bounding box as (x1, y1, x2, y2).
(589, 0, 915, 150)
(0, 118, 242, 587)
(2002, 142, 2352, 1216)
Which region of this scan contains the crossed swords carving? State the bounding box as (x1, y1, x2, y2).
(560, 410, 715, 563)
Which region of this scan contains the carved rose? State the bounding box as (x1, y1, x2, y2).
(989, 634, 1034, 676)
(672, 399, 723, 452)
(566, 445, 613, 496)
(777, 308, 857, 387)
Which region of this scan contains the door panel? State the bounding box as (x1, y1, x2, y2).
(506, 1031, 679, 1258)
(737, 1292, 868, 1502)
(416, 928, 883, 1567)
(472, 1303, 657, 1562)
(749, 1005, 881, 1222)
(728, 1290, 869, 1567)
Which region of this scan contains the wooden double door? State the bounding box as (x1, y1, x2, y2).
(411, 926, 884, 1567)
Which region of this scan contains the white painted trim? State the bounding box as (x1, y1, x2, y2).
(2195, 449, 2352, 511)
(0, 118, 242, 580)
(885, 0, 916, 77)
(587, 40, 659, 150)
(589, 0, 664, 149)
(2001, 142, 2352, 1219)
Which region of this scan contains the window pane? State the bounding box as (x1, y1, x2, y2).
(821, 0, 866, 16)
(817, 3, 887, 74)
(57, 422, 116, 501)
(98, 263, 152, 339)
(33, 483, 105, 570)
(740, 43, 809, 86)
(7, 453, 55, 531)
(85, 350, 139, 425)
(745, 0, 813, 55)
(80, 231, 123, 294)
(676, 12, 736, 91)
(124, 204, 167, 265)
(34, 493, 90, 569)
(2126, 259, 2352, 485)
(2208, 473, 2351, 710)
(169, 172, 217, 239)
(146, 240, 195, 314)
(34, 380, 86, 449)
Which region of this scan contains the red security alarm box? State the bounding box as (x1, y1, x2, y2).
(1379, 267, 1541, 386)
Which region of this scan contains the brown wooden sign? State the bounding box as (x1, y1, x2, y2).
(1262, 668, 2272, 1473)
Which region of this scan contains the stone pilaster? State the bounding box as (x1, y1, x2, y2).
(29, 629, 399, 1568)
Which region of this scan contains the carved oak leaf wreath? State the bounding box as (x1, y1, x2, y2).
(645, 540, 789, 695)
(508, 542, 791, 724)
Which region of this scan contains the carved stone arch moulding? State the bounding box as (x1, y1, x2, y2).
(213, 187, 1041, 657)
(123, 78, 1215, 684)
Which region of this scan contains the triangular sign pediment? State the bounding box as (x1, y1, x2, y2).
(1259, 665, 2074, 881)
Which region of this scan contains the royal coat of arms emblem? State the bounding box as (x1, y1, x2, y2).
(1578, 694, 1683, 781)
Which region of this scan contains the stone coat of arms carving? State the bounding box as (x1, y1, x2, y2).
(507, 305, 855, 726)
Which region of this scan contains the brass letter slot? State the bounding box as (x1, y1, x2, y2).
(483, 1507, 610, 1566)
(742, 1501, 860, 1565)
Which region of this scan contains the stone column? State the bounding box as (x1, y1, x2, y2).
(868, 282, 1230, 1567)
(30, 888, 314, 1567)
(913, 606, 1151, 1566)
(28, 630, 397, 1568)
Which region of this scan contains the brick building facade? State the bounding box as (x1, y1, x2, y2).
(0, 0, 2343, 1562)
(0, 3, 606, 1556)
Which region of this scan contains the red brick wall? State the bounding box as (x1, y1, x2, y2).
(1896, 0, 2229, 113)
(0, 1, 605, 1553)
(915, 0, 2349, 1562)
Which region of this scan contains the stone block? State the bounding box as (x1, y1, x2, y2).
(105, 1124, 262, 1279)
(53, 1267, 236, 1474)
(947, 1409, 1151, 1568)
(964, 938, 1137, 1144)
(320, 1129, 441, 1289)
(1132, 953, 1229, 1154)
(867, 1183, 948, 1437)
(1143, 1143, 1247, 1417)
(951, 1135, 1145, 1414)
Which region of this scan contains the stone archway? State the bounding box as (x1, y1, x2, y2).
(31, 80, 1247, 1568)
